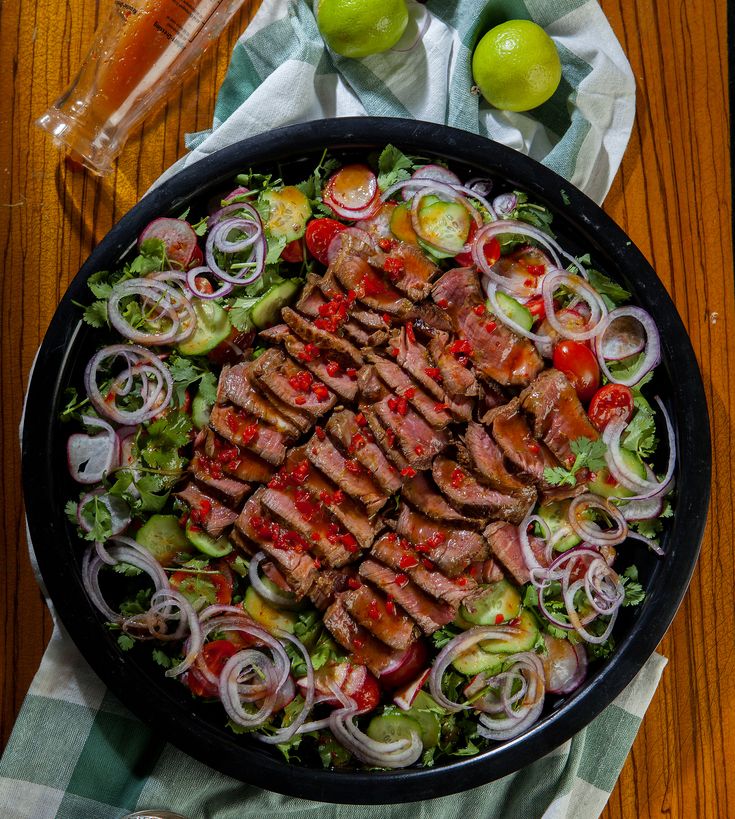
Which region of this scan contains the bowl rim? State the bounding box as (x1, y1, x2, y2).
(22, 117, 711, 804)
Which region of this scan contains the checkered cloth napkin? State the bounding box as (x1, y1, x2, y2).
(1, 1, 665, 816)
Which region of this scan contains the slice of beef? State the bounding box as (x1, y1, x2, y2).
(370, 241, 439, 301)
(478, 377, 510, 412)
(520, 368, 599, 465)
(395, 506, 487, 577)
(317, 270, 389, 332)
(341, 585, 420, 650)
(282, 334, 359, 402)
(330, 243, 452, 331)
(258, 323, 290, 343)
(189, 453, 251, 506)
(286, 446, 375, 550)
(229, 525, 256, 556)
(464, 421, 529, 492)
(374, 392, 449, 470)
(484, 521, 550, 586)
(432, 456, 536, 523)
(308, 568, 356, 611)
(326, 409, 402, 494)
(175, 482, 237, 538)
(358, 560, 455, 634)
(391, 325, 444, 399)
(361, 406, 411, 470)
(235, 492, 316, 598)
(432, 267, 543, 386)
(369, 354, 451, 429)
(209, 405, 287, 465)
(253, 348, 336, 419)
(217, 362, 302, 437)
(295, 275, 328, 317)
(370, 534, 477, 606)
(202, 429, 274, 484)
(305, 432, 387, 516)
(427, 331, 479, 397)
(260, 487, 355, 568)
(282, 307, 364, 367)
(323, 598, 402, 676)
(486, 398, 559, 487)
(401, 471, 480, 526)
(470, 558, 505, 585)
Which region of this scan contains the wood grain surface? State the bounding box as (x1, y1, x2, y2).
(0, 1, 732, 816)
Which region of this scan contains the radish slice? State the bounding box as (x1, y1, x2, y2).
(139, 217, 198, 269)
(77, 489, 131, 536)
(541, 634, 587, 695)
(355, 202, 396, 239)
(67, 416, 117, 484)
(325, 165, 379, 212)
(599, 314, 646, 361)
(393, 668, 430, 710)
(402, 165, 461, 200)
(323, 189, 382, 222)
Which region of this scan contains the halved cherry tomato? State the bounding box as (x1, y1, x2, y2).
(194, 274, 214, 295)
(588, 384, 634, 431)
(351, 672, 381, 712)
(553, 340, 600, 404)
(184, 639, 237, 697)
(187, 244, 204, 269)
(525, 295, 546, 322)
(454, 223, 500, 268)
(305, 218, 347, 266)
(281, 238, 304, 263)
(170, 561, 234, 607)
(378, 639, 429, 690)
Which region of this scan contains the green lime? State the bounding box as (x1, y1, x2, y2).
(472, 20, 562, 112)
(316, 0, 409, 59)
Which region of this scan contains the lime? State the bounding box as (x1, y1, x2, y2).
(316, 0, 409, 59)
(472, 20, 562, 112)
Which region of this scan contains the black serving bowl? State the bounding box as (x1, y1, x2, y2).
(22, 118, 711, 803)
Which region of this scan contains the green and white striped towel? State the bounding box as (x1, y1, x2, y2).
(0, 1, 656, 816)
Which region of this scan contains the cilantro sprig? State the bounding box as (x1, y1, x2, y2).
(543, 437, 607, 487)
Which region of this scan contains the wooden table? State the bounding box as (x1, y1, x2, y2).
(0, 1, 732, 815)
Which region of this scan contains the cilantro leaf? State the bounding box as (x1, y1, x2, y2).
(621, 565, 646, 607)
(622, 402, 657, 459)
(113, 562, 143, 577)
(82, 300, 108, 328)
(117, 634, 135, 651)
(167, 354, 219, 406)
(431, 624, 462, 649)
(377, 144, 415, 191)
(119, 588, 153, 617)
(152, 648, 173, 668)
(78, 494, 114, 542)
(587, 267, 631, 309)
(296, 149, 341, 204)
(59, 386, 90, 423)
(228, 296, 260, 332)
(542, 466, 578, 488)
(543, 437, 607, 486)
(64, 500, 78, 526)
(130, 238, 168, 274)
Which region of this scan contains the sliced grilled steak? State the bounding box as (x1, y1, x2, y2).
(391, 325, 443, 399)
(305, 432, 388, 516)
(235, 491, 316, 598)
(253, 348, 336, 419)
(260, 487, 355, 568)
(323, 598, 402, 676)
(229, 525, 256, 555)
(175, 482, 237, 538)
(358, 559, 455, 634)
(520, 368, 599, 464)
(318, 270, 389, 332)
(217, 362, 303, 436)
(426, 330, 479, 397)
(370, 534, 477, 606)
(401, 471, 480, 526)
(326, 409, 402, 494)
(295, 275, 328, 316)
(282, 307, 364, 367)
(361, 406, 411, 471)
(277, 334, 359, 402)
(483, 521, 547, 586)
(374, 392, 449, 470)
(308, 568, 356, 611)
(396, 506, 487, 576)
(209, 405, 287, 465)
(190, 453, 251, 506)
(258, 323, 290, 342)
(369, 354, 451, 428)
(432, 456, 535, 523)
(370, 241, 439, 301)
(486, 398, 559, 487)
(432, 267, 543, 386)
(341, 585, 420, 650)
(464, 421, 529, 492)
(202, 429, 274, 484)
(470, 558, 505, 585)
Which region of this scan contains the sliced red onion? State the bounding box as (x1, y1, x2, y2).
(584, 558, 625, 616)
(107, 278, 196, 345)
(627, 529, 665, 556)
(518, 513, 552, 572)
(94, 539, 116, 566)
(465, 178, 494, 198)
(428, 626, 519, 712)
(210, 200, 256, 227)
(391, 0, 431, 52)
(326, 227, 375, 265)
(476, 653, 545, 741)
(67, 415, 117, 484)
(620, 495, 664, 521)
(77, 489, 131, 536)
(204, 212, 266, 286)
(563, 578, 619, 644)
(248, 552, 300, 609)
(492, 192, 517, 216)
(568, 493, 629, 546)
(486, 283, 554, 344)
(542, 270, 607, 341)
(401, 165, 462, 200)
(595, 306, 661, 387)
(185, 266, 233, 300)
(219, 649, 280, 728)
(84, 345, 173, 425)
(210, 216, 261, 254)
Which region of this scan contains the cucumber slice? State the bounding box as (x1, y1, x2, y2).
(259, 187, 311, 242)
(416, 199, 470, 255)
(389, 202, 419, 244)
(251, 279, 302, 329)
(243, 586, 297, 633)
(480, 609, 539, 655)
(191, 392, 213, 429)
(459, 579, 522, 626)
(366, 713, 422, 746)
(452, 646, 506, 676)
(178, 301, 231, 356)
(493, 291, 533, 332)
(135, 514, 191, 564)
(538, 500, 581, 552)
(588, 448, 646, 499)
(185, 520, 233, 558)
(405, 691, 442, 748)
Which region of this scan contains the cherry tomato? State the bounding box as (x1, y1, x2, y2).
(281, 238, 304, 263)
(454, 223, 500, 268)
(170, 561, 233, 607)
(588, 384, 634, 431)
(378, 640, 429, 690)
(525, 295, 546, 322)
(187, 244, 204, 269)
(194, 274, 214, 295)
(553, 340, 600, 404)
(351, 672, 381, 712)
(184, 639, 237, 697)
(305, 218, 347, 265)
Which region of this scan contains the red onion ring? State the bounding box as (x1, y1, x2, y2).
(107, 278, 196, 345)
(595, 307, 661, 387)
(563, 578, 619, 644)
(185, 266, 233, 300)
(248, 552, 300, 609)
(476, 653, 545, 741)
(541, 270, 608, 341)
(492, 192, 517, 216)
(400, 165, 462, 200)
(518, 513, 552, 572)
(568, 493, 629, 546)
(219, 649, 280, 728)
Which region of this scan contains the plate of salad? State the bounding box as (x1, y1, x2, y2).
(22, 118, 710, 803)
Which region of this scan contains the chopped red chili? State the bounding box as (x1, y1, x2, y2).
(401, 466, 417, 478)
